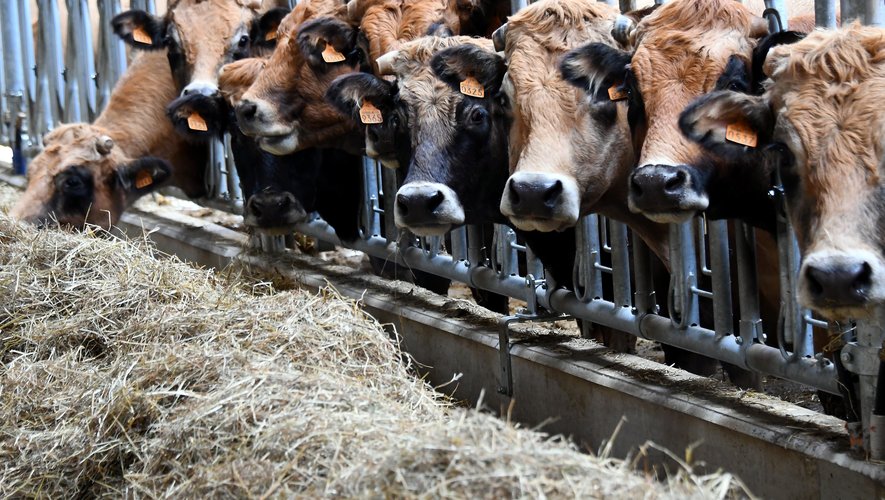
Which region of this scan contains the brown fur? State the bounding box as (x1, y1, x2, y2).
(352, 0, 452, 66)
(220, 57, 267, 106)
(765, 24, 885, 253)
(502, 0, 669, 265)
(10, 52, 206, 228)
(631, 0, 765, 167)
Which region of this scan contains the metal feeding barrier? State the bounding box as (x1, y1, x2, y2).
(1, 0, 883, 458)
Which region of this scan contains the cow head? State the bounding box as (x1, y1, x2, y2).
(325, 72, 409, 169)
(10, 125, 171, 229)
(496, 0, 633, 233)
(235, 9, 369, 155)
(557, 0, 773, 224)
(113, 1, 287, 139)
(677, 25, 885, 319)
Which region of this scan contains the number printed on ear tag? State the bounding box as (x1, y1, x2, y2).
(132, 26, 152, 45)
(322, 44, 346, 63)
(359, 100, 383, 124)
(187, 112, 208, 132)
(135, 170, 154, 189)
(725, 121, 758, 147)
(460, 76, 485, 98)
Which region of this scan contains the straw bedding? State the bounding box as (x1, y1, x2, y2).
(0, 212, 749, 498)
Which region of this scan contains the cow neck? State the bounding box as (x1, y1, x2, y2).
(92, 51, 183, 161)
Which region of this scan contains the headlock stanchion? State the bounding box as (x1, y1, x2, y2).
(0, 0, 883, 460)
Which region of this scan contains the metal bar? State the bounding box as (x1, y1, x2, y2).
(573, 215, 603, 302)
(708, 220, 734, 338)
(815, 0, 838, 27)
(764, 0, 790, 30)
(610, 220, 632, 308)
(64, 0, 97, 122)
(96, 0, 128, 112)
(734, 223, 763, 347)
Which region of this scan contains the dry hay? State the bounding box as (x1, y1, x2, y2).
(0, 214, 752, 498)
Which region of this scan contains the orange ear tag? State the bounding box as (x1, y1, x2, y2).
(322, 44, 347, 63)
(135, 170, 154, 189)
(132, 26, 153, 45)
(265, 29, 278, 42)
(359, 100, 383, 124)
(460, 76, 485, 98)
(725, 121, 758, 147)
(608, 84, 628, 101)
(187, 112, 208, 132)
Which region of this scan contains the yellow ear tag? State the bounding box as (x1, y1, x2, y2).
(132, 26, 153, 45)
(322, 44, 347, 63)
(265, 29, 278, 42)
(608, 84, 628, 101)
(460, 76, 484, 98)
(725, 121, 758, 148)
(187, 112, 208, 132)
(359, 100, 383, 124)
(135, 170, 154, 189)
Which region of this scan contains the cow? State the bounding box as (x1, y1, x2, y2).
(676, 24, 885, 321)
(111, 0, 286, 140)
(9, 51, 206, 229)
(446, 0, 510, 38)
(233, 1, 370, 155)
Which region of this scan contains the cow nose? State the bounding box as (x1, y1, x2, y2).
(181, 81, 219, 98)
(629, 164, 690, 200)
(804, 260, 872, 307)
(396, 190, 445, 219)
(238, 100, 259, 122)
(506, 176, 563, 217)
(394, 183, 465, 234)
(244, 191, 306, 230)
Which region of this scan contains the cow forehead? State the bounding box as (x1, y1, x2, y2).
(505, 0, 617, 45)
(169, 0, 256, 55)
(29, 126, 126, 181)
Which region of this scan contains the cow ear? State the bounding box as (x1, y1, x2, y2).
(325, 73, 395, 122)
(112, 10, 166, 50)
(560, 42, 632, 102)
(679, 90, 774, 158)
(297, 17, 364, 71)
(431, 45, 506, 96)
(117, 157, 172, 195)
(251, 7, 290, 52)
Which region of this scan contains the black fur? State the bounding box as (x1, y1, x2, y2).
(112, 10, 167, 50)
(431, 45, 506, 96)
(50, 166, 95, 218)
(560, 43, 632, 102)
(297, 17, 367, 71)
(250, 7, 291, 57)
(117, 157, 173, 195)
(751, 30, 805, 93)
(166, 93, 229, 141)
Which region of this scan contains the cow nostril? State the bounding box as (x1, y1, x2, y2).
(427, 191, 445, 211)
(630, 176, 644, 198)
(240, 102, 258, 120)
(664, 170, 687, 192)
(396, 195, 409, 216)
(854, 262, 873, 291)
(248, 198, 264, 218)
(806, 268, 824, 298)
(543, 180, 563, 204)
(508, 182, 521, 206)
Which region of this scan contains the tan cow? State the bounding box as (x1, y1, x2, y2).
(677, 24, 885, 320)
(10, 51, 206, 229)
(494, 0, 668, 264)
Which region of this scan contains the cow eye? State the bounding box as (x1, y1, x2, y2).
(468, 107, 487, 125)
(238, 35, 250, 47)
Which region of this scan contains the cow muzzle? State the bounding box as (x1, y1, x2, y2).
(628, 164, 708, 224)
(799, 249, 884, 319)
(394, 182, 465, 237)
(244, 190, 307, 235)
(500, 172, 580, 232)
(236, 98, 298, 154)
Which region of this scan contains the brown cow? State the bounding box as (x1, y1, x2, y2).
(234, 0, 369, 155)
(347, 0, 453, 68)
(494, 0, 668, 265)
(10, 51, 206, 229)
(112, 0, 284, 139)
(677, 24, 885, 320)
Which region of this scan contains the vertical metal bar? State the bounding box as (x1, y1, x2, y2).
(96, 0, 128, 112)
(619, 0, 637, 13)
(491, 224, 517, 278)
(708, 220, 734, 338)
(0, 25, 7, 147)
(1, 0, 27, 174)
(467, 225, 483, 268)
(380, 163, 398, 240)
(573, 215, 603, 302)
(668, 222, 699, 328)
(862, 0, 885, 26)
(632, 237, 656, 315)
(764, 0, 790, 30)
(610, 220, 632, 308)
(599, 0, 619, 7)
(510, 0, 528, 15)
(130, 0, 158, 14)
(64, 0, 97, 122)
(524, 241, 545, 285)
(815, 0, 838, 27)
(361, 157, 381, 238)
(450, 226, 468, 262)
(734, 223, 762, 347)
(842, 0, 862, 24)
(17, 0, 37, 144)
(855, 310, 885, 458)
(223, 133, 242, 211)
(36, 0, 65, 134)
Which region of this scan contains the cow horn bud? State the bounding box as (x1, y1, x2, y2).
(96, 135, 114, 155)
(612, 15, 637, 47)
(492, 23, 507, 52)
(375, 50, 399, 76)
(347, 0, 359, 21)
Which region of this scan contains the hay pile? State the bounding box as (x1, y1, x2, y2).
(0, 214, 749, 498)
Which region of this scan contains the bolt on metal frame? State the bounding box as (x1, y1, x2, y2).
(1, 0, 883, 459)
